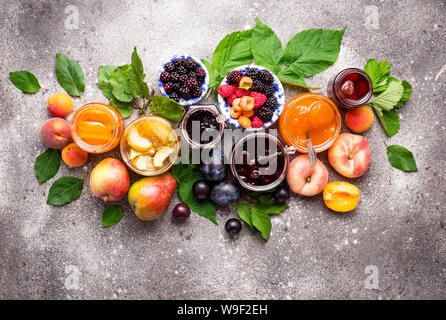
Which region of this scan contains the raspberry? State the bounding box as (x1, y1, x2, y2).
(226, 70, 243, 84)
(217, 84, 236, 98)
(249, 92, 267, 108)
(251, 116, 264, 128)
(239, 77, 253, 90)
(160, 72, 170, 83)
(235, 88, 251, 98)
(264, 96, 278, 110)
(258, 106, 274, 123)
(227, 93, 237, 106)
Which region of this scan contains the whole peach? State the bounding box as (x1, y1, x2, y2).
(89, 158, 130, 202)
(46, 93, 74, 118)
(286, 155, 329, 196)
(40, 117, 72, 149)
(345, 106, 374, 133)
(328, 133, 371, 178)
(62, 143, 88, 167)
(128, 173, 177, 221)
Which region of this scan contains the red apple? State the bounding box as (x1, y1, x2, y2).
(286, 155, 329, 196)
(128, 173, 177, 221)
(328, 133, 371, 178)
(89, 158, 130, 202)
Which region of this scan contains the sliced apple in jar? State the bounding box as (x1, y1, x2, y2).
(132, 155, 155, 171)
(139, 121, 173, 147)
(153, 146, 174, 168)
(127, 128, 153, 152)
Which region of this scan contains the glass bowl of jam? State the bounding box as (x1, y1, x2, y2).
(327, 68, 373, 109)
(230, 132, 292, 192)
(180, 105, 225, 149)
(71, 102, 124, 153)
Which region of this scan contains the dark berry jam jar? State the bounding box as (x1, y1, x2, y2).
(180, 105, 225, 148)
(230, 132, 294, 191)
(327, 68, 373, 109)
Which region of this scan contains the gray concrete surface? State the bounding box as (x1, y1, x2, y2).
(0, 0, 445, 300)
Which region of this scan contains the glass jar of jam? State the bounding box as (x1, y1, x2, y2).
(327, 68, 373, 109)
(230, 132, 293, 192)
(71, 102, 124, 153)
(180, 105, 225, 148)
(120, 115, 179, 176)
(279, 93, 341, 154)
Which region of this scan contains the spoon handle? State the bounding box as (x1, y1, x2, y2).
(307, 138, 317, 168)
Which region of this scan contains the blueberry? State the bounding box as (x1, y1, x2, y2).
(200, 149, 228, 182)
(225, 218, 242, 236)
(210, 179, 240, 206)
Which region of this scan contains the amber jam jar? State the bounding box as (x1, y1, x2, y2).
(71, 103, 124, 153)
(327, 68, 373, 109)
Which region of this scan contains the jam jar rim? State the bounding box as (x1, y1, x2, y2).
(333, 68, 373, 108)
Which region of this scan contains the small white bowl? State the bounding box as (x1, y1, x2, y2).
(217, 64, 285, 131)
(158, 54, 209, 106)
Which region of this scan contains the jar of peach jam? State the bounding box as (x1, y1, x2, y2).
(279, 93, 341, 153)
(71, 103, 124, 153)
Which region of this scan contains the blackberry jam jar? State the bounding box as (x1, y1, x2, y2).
(180, 105, 225, 148)
(327, 68, 373, 109)
(230, 132, 294, 192)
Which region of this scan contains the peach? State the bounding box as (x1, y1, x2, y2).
(328, 133, 370, 178)
(40, 117, 72, 149)
(286, 155, 329, 196)
(128, 173, 177, 221)
(345, 106, 374, 133)
(62, 143, 88, 167)
(89, 158, 130, 202)
(323, 181, 360, 212)
(46, 93, 74, 118)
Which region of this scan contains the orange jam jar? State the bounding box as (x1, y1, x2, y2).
(279, 93, 341, 153)
(71, 103, 124, 153)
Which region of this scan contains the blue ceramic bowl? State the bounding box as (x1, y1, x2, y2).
(158, 54, 209, 106)
(217, 65, 285, 131)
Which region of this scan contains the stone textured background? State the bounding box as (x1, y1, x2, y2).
(0, 0, 445, 299)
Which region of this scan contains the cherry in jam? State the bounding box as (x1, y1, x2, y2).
(234, 138, 285, 186)
(340, 72, 370, 101)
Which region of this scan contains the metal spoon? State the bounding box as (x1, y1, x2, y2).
(306, 131, 317, 168)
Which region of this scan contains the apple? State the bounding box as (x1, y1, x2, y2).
(89, 158, 130, 202)
(328, 133, 371, 178)
(286, 155, 329, 196)
(128, 173, 177, 221)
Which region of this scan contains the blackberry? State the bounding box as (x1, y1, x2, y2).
(160, 72, 170, 83)
(170, 92, 180, 101)
(245, 68, 259, 79)
(170, 72, 180, 82)
(258, 69, 274, 83)
(258, 106, 274, 123)
(191, 87, 202, 98)
(179, 87, 191, 100)
(163, 82, 174, 94)
(164, 62, 175, 72)
(264, 96, 278, 111)
(186, 77, 199, 89)
(177, 66, 187, 75)
(188, 71, 197, 80)
(251, 79, 264, 92)
(263, 84, 276, 97)
(171, 82, 181, 92)
(173, 59, 184, 68)
(178, 74, 188, 84)
(226, 70, 243, 84)
(196, 68, 206, 81)
(184, 58, 199, 71)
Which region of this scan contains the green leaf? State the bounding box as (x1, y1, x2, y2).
(55, 53, 85, 97)
(394, 80, 412, 109)
(368, 80, 404, 111)
(251, 210, 272, 240)
(149, 95, 185, 123)
(47, 177, 83, 206)
(129, 47, 151, 99)
(372, 107, 400, 137)
(102, 205, 123, 227)
(277, 68, 321, 90)
(283, 27, 346, 78)
(386, 145, 417, 172)
(172, 164, 218, 225)
(253, 202, 288, 215)
(364, 59, 391, 91)
(250, 18, 283, 74)
(373, 76, 398, 93)
(110, 65, 133, 103)
(213, 29, 253, 77)
(9, 71, 41, 93)
(201, 59, 219, 88)
(98, 65, 117, 99)
(109, 97, 133, 118)
(34, 149, 60, 184)
(237, 202, 255, 232)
